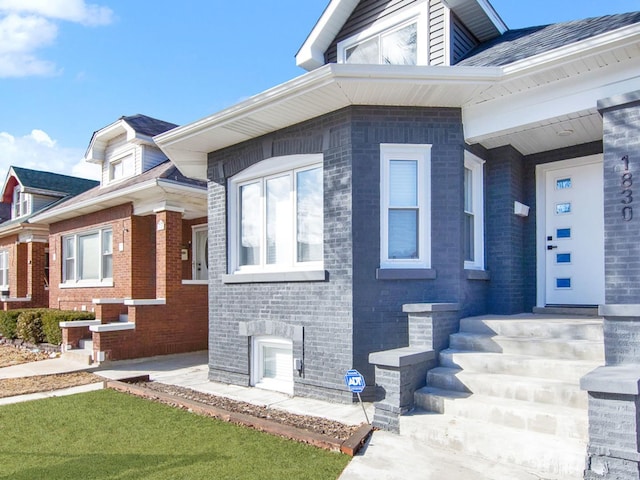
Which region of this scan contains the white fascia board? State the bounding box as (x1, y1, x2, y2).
(475, 0, 508, 34)
(295, 0, 360, 71)
(464, 60, 640, 142)
(84, 120, 134, 163)
(156, 63, 501, 180)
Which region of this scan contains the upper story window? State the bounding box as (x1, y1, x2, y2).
(338, 5, 427, 66)
(62, 228, 113, 286)
(380, 144, 431, 269)
(0, 250, 8, 288)
(464, 152, 485, 270)
(12, 186, 30, 219)
(109, 153, 134, 183)
(229, 155, 323, 274)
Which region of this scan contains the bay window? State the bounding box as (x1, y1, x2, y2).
(62, 228, 113, 285)
(380, 144, 431, 269)
(230, 155, 323, 274)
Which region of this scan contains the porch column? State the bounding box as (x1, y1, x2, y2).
(582, 91, 640, 480)
(12, 242, 28, 298)
(155, 208, 183, 301)
(27, 241, 47, 306)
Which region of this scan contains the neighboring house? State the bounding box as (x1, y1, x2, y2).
(0, 167, 98, 310)
(31, 114, 209, 362)
(155, 2, 640, 477)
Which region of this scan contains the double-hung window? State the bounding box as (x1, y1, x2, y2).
(12, 186, 30, 219)
(62, 228, 113, 285)
(0, 250, 8, 289)
(380, 144, 431, 269)
(463, 152, 485, 270)
(230, 155, 323, 274)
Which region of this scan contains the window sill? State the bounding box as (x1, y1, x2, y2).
(465, 269, 490, 281)
(59, 280, 114, 289)
(376, 268, 436, 280)
(124, 298, 166, 306)
(223, 270, 327, 284)
(182, 280, 208, 285)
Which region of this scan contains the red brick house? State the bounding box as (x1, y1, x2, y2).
(31, 115, 209, 362)
(0, 167, 98, 311)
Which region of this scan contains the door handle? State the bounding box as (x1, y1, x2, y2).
(547, 245, 558, 250)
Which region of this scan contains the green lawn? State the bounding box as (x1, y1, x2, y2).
(0, 389, 350, 480)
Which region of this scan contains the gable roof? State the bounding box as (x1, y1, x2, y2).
(85, 114, 178, 164)
(296, 0, 508, 71)
(1, 166, 98, 204)
(121, 114, 178, 137)
(457, 12, 640, 66)
(9, 166, 99, 197)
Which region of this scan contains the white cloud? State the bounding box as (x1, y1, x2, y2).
(0, 1, 113, 77)
(0, 0, 113, 26)
(0, 129, 100, 182)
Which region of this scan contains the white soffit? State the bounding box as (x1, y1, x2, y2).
(157, 25, 640, 179)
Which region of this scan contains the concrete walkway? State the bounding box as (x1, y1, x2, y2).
(0, 351, 536, 479)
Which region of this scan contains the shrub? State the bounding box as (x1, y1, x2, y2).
(42, 310, 95, 345)
(16, 310, 46, 344)
(0, 310, 22, 339)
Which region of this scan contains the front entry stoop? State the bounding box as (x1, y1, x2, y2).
(413, 314, 604, 480)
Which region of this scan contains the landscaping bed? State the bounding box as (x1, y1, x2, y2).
(0, 342, 51, 368)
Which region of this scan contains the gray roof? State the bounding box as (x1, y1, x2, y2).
(457, 12, 640, 67)
(11, 166, 99, 196)
(121, 114, 178, 137)
(47, 159, 206, 212)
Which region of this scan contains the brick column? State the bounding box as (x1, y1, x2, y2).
(582, 91, 640, 480)
(27, 241, 47, 306)
(155, 209, 183, 301)
(12, 242, 28, 298)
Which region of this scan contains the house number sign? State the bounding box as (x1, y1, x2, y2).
(621, 155, 633, 221)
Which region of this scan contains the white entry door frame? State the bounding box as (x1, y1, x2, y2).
(535, 154, 604, 307)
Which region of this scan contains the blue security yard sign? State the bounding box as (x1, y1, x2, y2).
(344, 369, 366, 393)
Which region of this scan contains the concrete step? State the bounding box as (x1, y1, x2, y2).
(426, 367, 588, 408)
(61, 349, 93, 365)
(440, 349, 600, 382)
(449, 332, 604, 361)
(400, 410, 585, 480)
(414, 386, 588, 440)
(78, 339, 93, 351)
(459, 315, 603, 341)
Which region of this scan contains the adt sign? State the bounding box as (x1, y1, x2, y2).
(344, 369, 366, 393)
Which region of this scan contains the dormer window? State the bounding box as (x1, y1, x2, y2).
(109, 153, 134, 183)
(338, 5, 427, 66)
(345, 21, 417, 65)
(12, 186, 30, 219)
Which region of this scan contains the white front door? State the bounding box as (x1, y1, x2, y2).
(192, 226, 208, 281)
(537, 156, 604, 306)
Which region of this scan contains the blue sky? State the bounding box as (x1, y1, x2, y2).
(0, 0, 638, 180)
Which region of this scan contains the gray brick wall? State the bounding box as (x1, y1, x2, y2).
(205, 105, 486, 402)
(485, 145, 527, 314)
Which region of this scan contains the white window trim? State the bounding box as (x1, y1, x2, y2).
(380, 144, 432, 270)
(0, 250, 8, 289)
(61, 227, 113, 288)
(337, 3, 429, 65)
(108, 151, 135, 184)
(228, 154, 324, 276)
(464, 152, 485, 271)
(192, 224, 208, 281)
(251, 336, 294, 395)
(12, 186, 30, 219)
